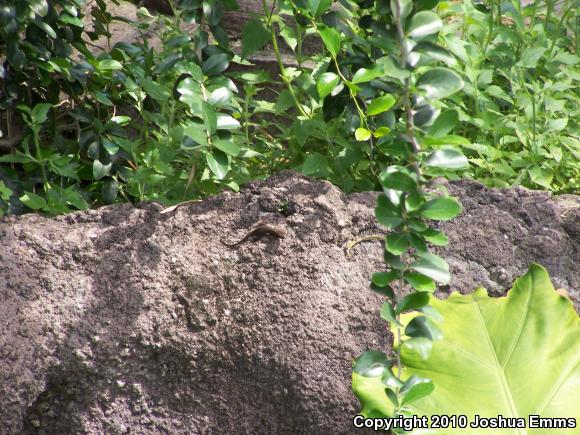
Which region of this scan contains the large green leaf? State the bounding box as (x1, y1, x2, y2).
(353, 265, 580, 433)
(417, 67, 464, 99)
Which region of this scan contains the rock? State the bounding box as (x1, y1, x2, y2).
(0, 172, 578, 434)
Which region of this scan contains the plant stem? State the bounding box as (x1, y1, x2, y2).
(393, 0, 422, 180)
(263, 0, 310, 118)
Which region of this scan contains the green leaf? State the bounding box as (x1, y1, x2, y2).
(31, 103, 52, 124)
(142, 78, 170, 102)
(417, 67, 464, 99)
(97, 59, 123, 71)
(375, 204, 403, 229)
(380, 302, 398, 324)
(428, 109, 458, 137)
(154, 53, 182, 74)
(280, 24, 297, 51)
(202, 102, 217, 134)
(20, 192, 46, 210)
(308, 0, 332, 17)
(396, 291, 430, 314)
(27, 0, 49, 16)
(520, 47, 546, 68)
(216, 114, 241, 130)
(422, 228, 448, 246)
(400, 376, 434, 406)
(355, 128, 371, 141)
(241, 19, 270, 59)
(352, 66, 383, 84)
(206, 149, 229, 179)
(213, 139, 240, 156)
(410, 252, 450, 284)
(317, 72, 340, 99)
(371, 270, 398, 287)
(302, 153, 330, 177)
(404, 272, 436, 292)
(33, 21, 56, 38)
(110, 116, 131, 126)
(319, 26, 340, 57)
(353, 350, 391, 377)
(93, 159, 112, 180)
(367, 95, 395, 116)
(424, 148, 468, 170)
(400, 337, 432, 360)
(407, 11, 442, 38)
(354, 265, 580, 428)
(0, 180, 12, 201)
(202, 53, 230, 76)
(379, 171, 417, 192)
(386, 232, 409, 255)
(58, 13, 84, 27)
(420, 197, 461, 220)
(377, 56, 410, 81)
(390, 0, 412, 19)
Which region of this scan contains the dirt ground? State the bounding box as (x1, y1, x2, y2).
(0, 172, 578, 434)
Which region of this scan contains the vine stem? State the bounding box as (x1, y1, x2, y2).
(262, 0, 310, 118)
(393, 0, 422, 182)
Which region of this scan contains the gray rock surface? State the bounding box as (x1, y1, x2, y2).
(0, 172, 578, 434)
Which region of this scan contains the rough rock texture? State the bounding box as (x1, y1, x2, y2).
(0, 172, 578, 434)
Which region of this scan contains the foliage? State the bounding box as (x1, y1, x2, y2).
(0, 0, 269, 215)
(353, 264, 580, 433)
(442, 0, 579, 192)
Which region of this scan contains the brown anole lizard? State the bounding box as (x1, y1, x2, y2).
(222, 223, 285, 247)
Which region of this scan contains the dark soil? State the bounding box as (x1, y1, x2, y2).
(0, 172, 578, 434)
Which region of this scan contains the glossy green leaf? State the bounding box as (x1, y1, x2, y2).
(33, 21, 56, 38)
(202, 53, 230, 76)
(400, 376, 434, 406)
(405, 315, 442, 340)
(417, 67, 464, 99)
(420, 197, 461, 220)
(354, 265, 580, 432)
(317, 72, 340, 99)
(97, 59, 123, 71)
(424, 148, 468, 170)
(396, 291, 430, 314)
(390, 0, 412, 19)
(379, 171, 417, 192)
(422, 228, 448, 246)
(213, 139, 240, 156)
(367, 95, 395, 116)
(375, 203, 403, 229)
(308, 0, 332, 17)
(241, 19, 270, 59)
(371, 270, 398, 287)
(355, 128, 371, 141)
(386, 232, 409, 255)
(428, 109, 458, 137)
(319, 26, 341, 57)
(27, 0, 49, 16)
(353, 350, 391, 377)
(206, 149, 229, 179)
(216, 114, 241, 130)
(30, 103, 52, 124)
(380, 302, 398, 324)
(352, 66, 384, 84)
(408, 11, 442, 38)
(404, 272, 436, 292)
(410, 252, 450, 284)
(93, 159, 111, 180)
(20, 192, 46, 210)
